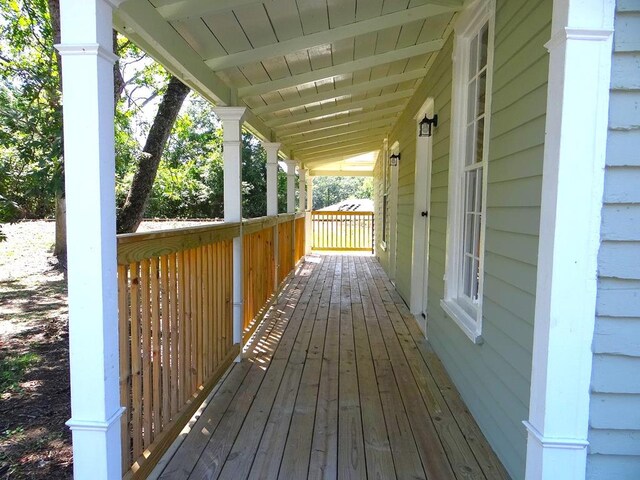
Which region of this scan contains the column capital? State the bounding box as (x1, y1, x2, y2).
(284, 159, 298, 175)
(213, 106, 247, 123)
(263, 142, 281, 164)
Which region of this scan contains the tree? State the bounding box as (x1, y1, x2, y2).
(311, 176, 373, 210)
(116, 75, 190, 233)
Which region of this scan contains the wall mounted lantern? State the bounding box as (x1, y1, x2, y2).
(389, 152, 400, 167)
(418, 114, 438, 137)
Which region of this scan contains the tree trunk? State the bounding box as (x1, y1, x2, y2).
(47, 0, 67, 260)
(117, 76, 190, 233)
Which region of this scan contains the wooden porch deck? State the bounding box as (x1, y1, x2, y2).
(156, 255, 509, 480)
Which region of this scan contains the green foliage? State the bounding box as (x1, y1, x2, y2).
(0, 0, 62, 222)
(312, 176, 373, 210)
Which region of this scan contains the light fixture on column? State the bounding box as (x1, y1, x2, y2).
(418, 114, 438, 137)
(389, 152, 400, 167)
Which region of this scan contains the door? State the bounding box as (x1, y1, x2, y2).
(410, 99, 434, 335)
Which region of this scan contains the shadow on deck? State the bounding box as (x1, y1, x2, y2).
(154, 255, 509, 480)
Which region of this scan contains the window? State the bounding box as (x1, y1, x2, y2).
(442, 1, 494, 343)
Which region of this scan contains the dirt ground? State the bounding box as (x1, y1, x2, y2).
(0, 219, 209, 479)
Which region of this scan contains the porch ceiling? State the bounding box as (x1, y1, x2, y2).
(113, 0, 459, 171)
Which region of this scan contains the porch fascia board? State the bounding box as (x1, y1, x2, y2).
(525, 0, 615, 478)
(112, 1, 289, 156)
(309, 169, 374, 177)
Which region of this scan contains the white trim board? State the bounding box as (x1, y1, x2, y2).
(524, 0, 615, 478)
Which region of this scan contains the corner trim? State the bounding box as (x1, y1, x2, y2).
(523, 421, 589, 450)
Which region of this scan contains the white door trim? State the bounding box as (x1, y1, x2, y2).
(525, 0, 615, 478)
(410, 98, 435, 330)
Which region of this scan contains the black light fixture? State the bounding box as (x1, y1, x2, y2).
(419, 113, 438, 137)
(389, 152, 400, 166)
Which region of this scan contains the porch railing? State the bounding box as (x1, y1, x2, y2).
(116, 213, 305, 478)
(311, 210, 374, 252)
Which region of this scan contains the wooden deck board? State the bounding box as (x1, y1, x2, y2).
(160, 255, 510, 480)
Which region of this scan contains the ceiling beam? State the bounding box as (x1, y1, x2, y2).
(288, 128, 388, 150)
(156, 0, 268, 21)
(265, 89, 413, 128)
(206, 4, 458, 71)
(309, 170, 374, 177)
(251, 70, 426, 115)
(299, 141, 382, 159)
(277, 105, 403, 138)
(239, 39, 444, 98)
(279, 117, 395, 143)
(295, 137, 384, 157)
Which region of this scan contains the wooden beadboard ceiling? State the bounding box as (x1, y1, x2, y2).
(114, 0, 459, 172)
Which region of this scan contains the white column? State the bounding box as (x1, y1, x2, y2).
(214, 107, 246, 348)
(263, 142, 280, 290)
(56, 0, 123, 478)
(305, 174, 313, 253)
(284, 159, 297, 214)
(298, 167, 307, 213)
(524, 1, 614, 479)
(263, 142, 280, 216)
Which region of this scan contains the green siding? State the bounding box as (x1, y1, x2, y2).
(378, 0, 551, 477)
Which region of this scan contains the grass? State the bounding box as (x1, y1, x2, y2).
(0, 352, 41, 394)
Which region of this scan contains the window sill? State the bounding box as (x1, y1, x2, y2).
(440, 299, 483, 344)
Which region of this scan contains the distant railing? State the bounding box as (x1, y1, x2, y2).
(117, 223, 239, 479)
(311, 210, 374, 252)
(116, 214, 306, 478)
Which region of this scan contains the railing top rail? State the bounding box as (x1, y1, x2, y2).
(295, 212, 306, 220)
(277, 212, 296, 223)
(116, 221, 240, 265)
(311, 210, 374, 216)
(243, 215, 278, 235)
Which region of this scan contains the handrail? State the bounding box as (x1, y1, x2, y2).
(117, 222, 239, 265)
(242, 215, 277, 235)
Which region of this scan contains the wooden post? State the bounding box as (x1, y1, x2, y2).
(263, 142, 280, 291)
(56, 0, 123, 478)
(214, 107, 246, 352)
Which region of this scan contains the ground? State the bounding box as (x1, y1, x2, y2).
(0, 219, 208, 479)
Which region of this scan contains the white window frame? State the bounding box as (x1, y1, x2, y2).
(442, 0, 495, 343)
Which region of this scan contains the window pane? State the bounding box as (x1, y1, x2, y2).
(469, 35, 478, 80)
(467, 78, 477, 122)
(463, 255, 473, 297)
(476, 118, 485, 164)
(465, 169, 477, 213)
(475, 167, 484, 215)
(477, 70, 486, 117)
(479, 23, 489, 69)
(465, 123, 475, 166)
(471, 258, 480, 301)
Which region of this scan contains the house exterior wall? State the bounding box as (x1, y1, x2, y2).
(588, 3, 640, 478)
(374, 0, 551, 477)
